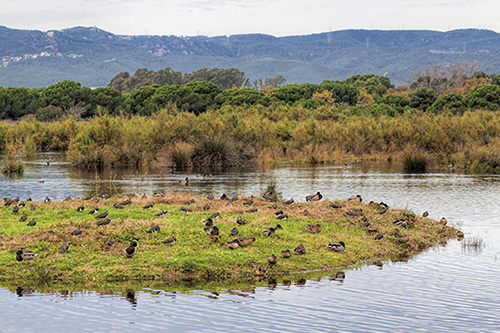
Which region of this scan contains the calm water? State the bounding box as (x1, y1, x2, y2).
(1, 153, 499, 332)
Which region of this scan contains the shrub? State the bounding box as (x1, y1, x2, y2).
(191, 136, 254, 168)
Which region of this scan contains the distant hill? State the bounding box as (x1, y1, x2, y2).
(1, 26, 500, 88)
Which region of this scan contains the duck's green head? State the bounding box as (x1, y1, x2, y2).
(130, 241, 138, 247)
(16, 250, 22, 255)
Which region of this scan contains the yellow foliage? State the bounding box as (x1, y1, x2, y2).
(312, 90, 335, 104)
(356, 89, 376, 106)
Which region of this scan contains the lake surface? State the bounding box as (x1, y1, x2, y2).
(1, 153, 499, 332)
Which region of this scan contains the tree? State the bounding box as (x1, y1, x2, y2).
(464, 85, 500, 110)
(409, 88, 438, 111)
(428, 93, 465, 114)
(356, 89, 375, 106)
(265, 75, 287, 88)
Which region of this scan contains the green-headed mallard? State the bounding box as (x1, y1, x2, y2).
(268, 254, 278, 265)
(125, 241, 138, 258)
(208, 226, 219, 236)
(328, 241, 345, 252)
(294, 245, 306, 255)
(281, 249, 291, 258)
(16, 249, 37, 261)
(306, 223, 321, 234)
(306, 191, 322, 202)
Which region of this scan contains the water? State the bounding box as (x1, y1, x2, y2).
(1, 153, 500, 332)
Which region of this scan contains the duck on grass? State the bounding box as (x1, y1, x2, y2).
(0, 192, 460, 283)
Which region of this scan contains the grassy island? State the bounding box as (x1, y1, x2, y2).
(0, 193, 460, 284)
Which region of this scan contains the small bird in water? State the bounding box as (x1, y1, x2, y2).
(27, 219, 36, 227)
(125, 241, 138, 258)
(328, 241, 346, 252)
(59, 243, 69, 254)
(147, 225, 161, 233)
(281, 249, 291, 258)
(162, 236, 177, 244)
(268, 254, 278, 265)
(306, 191, 322, 202)
(16, 250, 37, 261)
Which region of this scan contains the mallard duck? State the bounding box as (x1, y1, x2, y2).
(275, 210, 284, 216)
(59, 243, 69, 254)
(19, 214, 27, 222)
(161, 236, 176, 244)
(268, 254, 278, 265)
(180, 207, 192, 212)
(89, 207, 99, 214)
(306, 191, 322, 202)
(76, 205, 84, 212)
(348, 194, 362, 202)
(303, 209, 309, 216)
(19, 202, 25, 207)
(330, 203, 342, 209)
(12, 205, 19, 213)
(27, 219, 36, 226)
(155, 209, 168, 217)
(102, 194, 110, 199)
(328, 241, 345, 252)
(395, 235, 410, 243)
(210, 212, 221, 219)
(294, 245, 306, 255)
(262, 194, 271, 201)
(96, 211, 108, 219)
(246, 208, 258, 213)
(306, 223, 321, 234)
(207, 235, 219, 242)
(16, 250, 37, 261)
(456, 231, 465, 239)
(262, 227, 275, 237)
(26, 196, 32, 202)
(120, 198, 132, 206)
(184, 199, 195, 205)
(276, 214, 288, 220)
(83, 194, 94, 200)
(113, 203, 124, 209)
(179, 177, 189, 186)
(44, 196, 51, 203)
(202, 217, 214, 228)
(97, 217, 111, 226)
(226, 240, 239, 250)
(208, 226, 219, 236)
(422, 211, 429, 218)
(236, 216, 249, 225)
(71, 227, 82, 236)
(284, 198, 294, 205)
(281, 249, 291, 258)
(439, 217, 447, 225)
(206, 194, 215, 200)
(253, 267, 267, 277)
(243, 198, 254, 205)
(147, 225, 160, 233)
(230, 227, 239, 236)
(374, 233, 384, 240)
(125, 241, 138, 258)
(203, 203, 210, 211)
(143, 204, 154, 209)
(220, 193, 229, 200)
(236, 236, 255, 247)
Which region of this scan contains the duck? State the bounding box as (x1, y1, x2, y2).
(422, 211, 429, 218)
(208, 226, 219, 236)
(113, 203, 124, 209)
(328, 241, 345, 252)
(284, 198, 294, 205)
(203, 203, 210, 211)
(180, 207, 192, 213)
(63, 196, 72, 201)
(231, 195, 239, 202)
(12, 205, 19, 213)
(210, 212, 221, 219)
(95, 211, 108, 219)
(230, 227, 239, 236)
(125, 241, 138, 258)
(281, 249, 291, 258)
(147, 225, 160, 233)
(27, 219, 36, 226)
(348, 194, 362, 202)
(226, 239, 240, 250)
(161, 236, 177, 244)
(155, 210, 168, 217)
(303, 209, 309, 216)
(184, 199, 195, 205)
(26, 196, 32, 202)
(202, 217, 214, 228)
(71, 227, 82, 236)
(206, 193, 215, 200)
(19, 214, 27, 222)
(44, 196, 51, 203)
(89, 207, 99, 214)
(439, 217, 447, 225)
(456, 231, 465, 239)
(59, 243, 69, 254)
(294, 245, 306, 255)
(220, 193, 229, 200)
(268, 254, 278, 265)
(306, 191, 322, 202)
(330, 203, 342, 209)
(18, 202, 25, 208)
(306, 223, 321, 234)
(374, 233, 384, 240)
(253, 267, 267, 277)
(262, 227, 276, 237)
(243, 198, 254, 205)
(143, 204, 154, 209)
(120, 198, 132, 206)
(236, 216, 249, 225)
(179, 177, 189, 186)
(236, 236, 256, 247)
(76, 205, 84, 212)
(246, 208, 258, 213)
(275, 210, 284, 216)
(16, 250, 38, 261)
(30, 204, 36, 211)
(97, 217, 111, 226)
(276, 214, 288, 220)
(207, 235, 219, 242)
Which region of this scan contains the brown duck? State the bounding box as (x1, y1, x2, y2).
(306, 223, 321, 234)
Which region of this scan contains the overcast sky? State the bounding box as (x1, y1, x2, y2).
(1, 0, 499, 37)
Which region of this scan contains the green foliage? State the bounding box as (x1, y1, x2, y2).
(409, 88, 438, 111)
(464, 84, 500, 110)
(429, 93, 465, 114)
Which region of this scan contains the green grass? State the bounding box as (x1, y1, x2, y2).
(0, 195, 458, 284)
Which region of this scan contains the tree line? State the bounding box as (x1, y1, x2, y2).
(1, 63, 500, 121)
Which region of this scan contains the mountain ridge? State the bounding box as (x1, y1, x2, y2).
(1, 26, 500, 88)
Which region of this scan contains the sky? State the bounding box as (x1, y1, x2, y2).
(1, 0, 499, 37)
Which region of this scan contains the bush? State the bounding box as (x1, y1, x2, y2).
(191, 136, 254, 168)
(402, 151, 428, 173)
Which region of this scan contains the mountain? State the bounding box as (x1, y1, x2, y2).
(1, 26, 500, 88)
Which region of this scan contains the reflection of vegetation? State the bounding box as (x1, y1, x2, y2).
(0, 195, 458, 284)
(191, 136, 254, 168)
(461, 234, 486, 253)
(403, 150, 428, 173)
